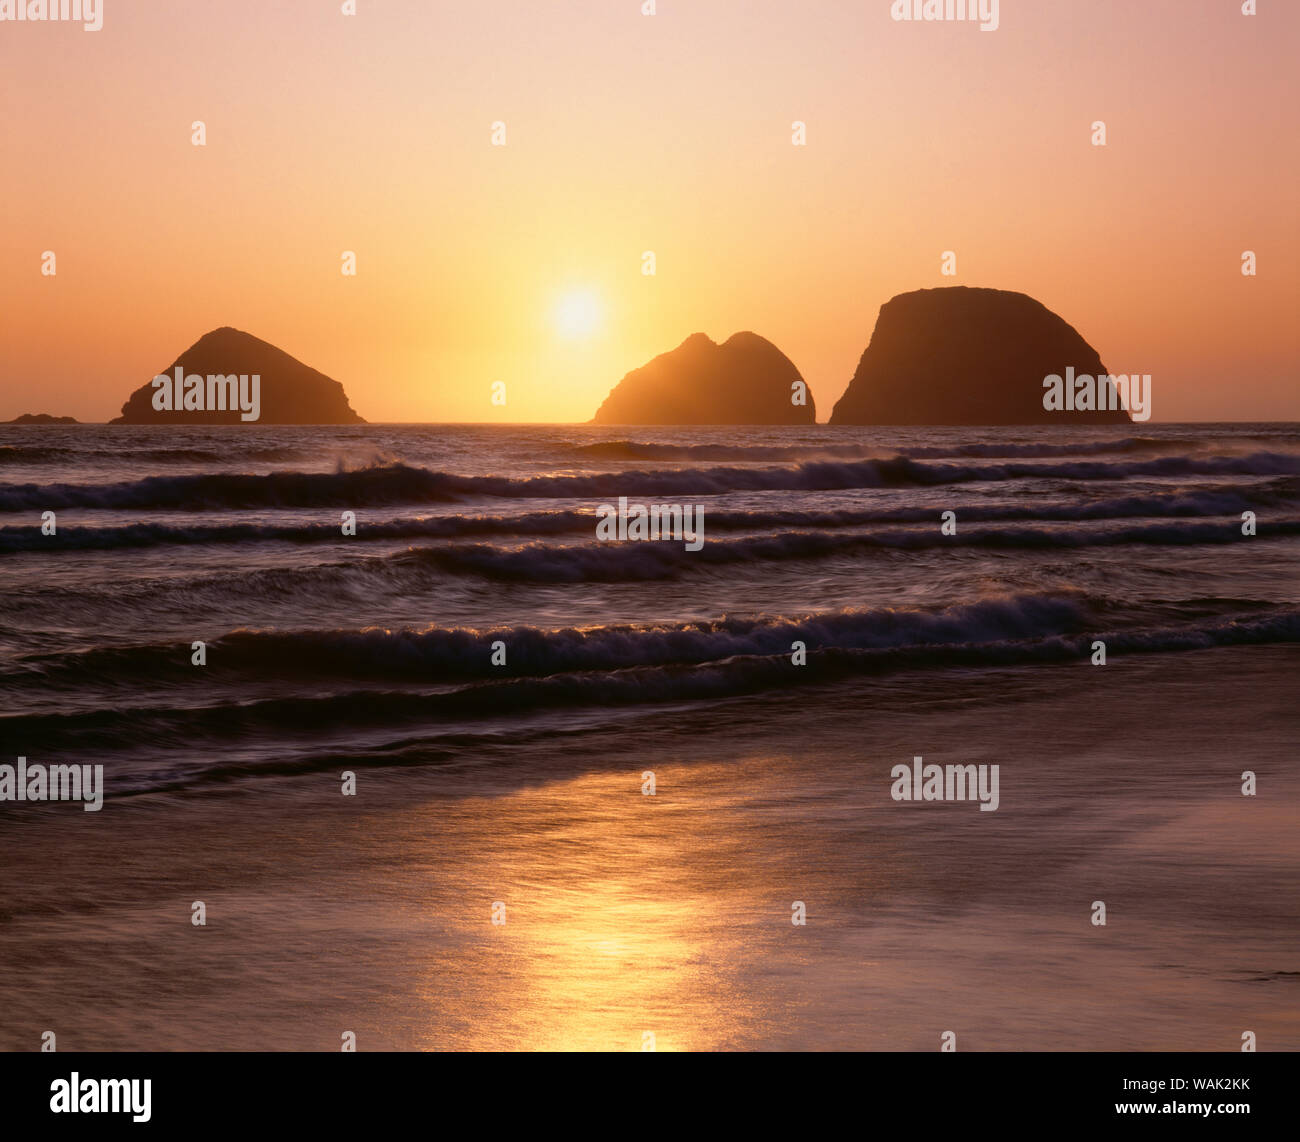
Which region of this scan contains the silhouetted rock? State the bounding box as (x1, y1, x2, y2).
(6, 413, 78, 424)
(110, 327, 365, 424)
(830, 287, 1132, 425)
(591, 332, 815, 425)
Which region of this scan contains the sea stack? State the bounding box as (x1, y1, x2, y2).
(829, 287, 1132, 425)
(591, 332, 815, 425)
(111, 327, 365, 424)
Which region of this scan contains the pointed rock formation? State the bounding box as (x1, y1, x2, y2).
(830, 287, 1132, 425)
(110, 327, 365, 424)
(591, 332, 815, 425)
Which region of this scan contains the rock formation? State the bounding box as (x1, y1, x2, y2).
(829, 287, 1132, 425)
(591, 332, 815, 425)
(111, 327, 365, 424)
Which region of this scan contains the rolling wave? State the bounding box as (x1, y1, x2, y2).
(3, 452, 1299, 511)
(4, 607, 1296, 774)
(3, 480, 1295, 553)
(0, 510, 592, 552)
(0, 443, 304, 465)
(3, 592, 1099, 687)
(4, 520, 1293, 611)
(573, 436, 1197, 462)
(406, 519, 1300, 583)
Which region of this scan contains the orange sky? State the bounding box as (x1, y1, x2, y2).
(1, 0, 1296, 423)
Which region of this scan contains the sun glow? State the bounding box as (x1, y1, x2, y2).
(553, 289, 605, 341)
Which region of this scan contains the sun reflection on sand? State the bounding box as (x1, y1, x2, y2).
(409, 765, 782, 1051)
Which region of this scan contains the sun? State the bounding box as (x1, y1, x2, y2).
(553, 289, 604, 340)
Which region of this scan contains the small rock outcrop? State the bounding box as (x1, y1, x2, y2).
(111, 327, 365, 424)
(591, 332, 815, 425)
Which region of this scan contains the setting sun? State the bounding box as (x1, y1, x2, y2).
(553, 289, 605, 341)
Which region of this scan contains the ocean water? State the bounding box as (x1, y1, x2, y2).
(0, 422, 1297, 1050)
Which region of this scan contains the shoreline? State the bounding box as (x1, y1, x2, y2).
(2, 645, 1295, 1050)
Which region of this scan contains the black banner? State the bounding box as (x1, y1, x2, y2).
(1, 1051, 1287, 1131)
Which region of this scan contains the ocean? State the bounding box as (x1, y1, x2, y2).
(0, 422, 1297, 1050)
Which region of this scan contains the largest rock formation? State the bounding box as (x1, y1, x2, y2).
(111, 327, 365, 424)
(591, 332, 815, 425)
(830, 287, 1131, 425)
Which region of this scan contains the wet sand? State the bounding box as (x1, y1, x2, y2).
(1, 645, 1296, 1051)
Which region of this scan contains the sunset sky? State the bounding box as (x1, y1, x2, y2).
(1, 0, 1296, 423)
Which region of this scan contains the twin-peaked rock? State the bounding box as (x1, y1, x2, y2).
(591, 332, 815, 425)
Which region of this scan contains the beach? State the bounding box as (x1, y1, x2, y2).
(1, 423, 1296, 1050)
